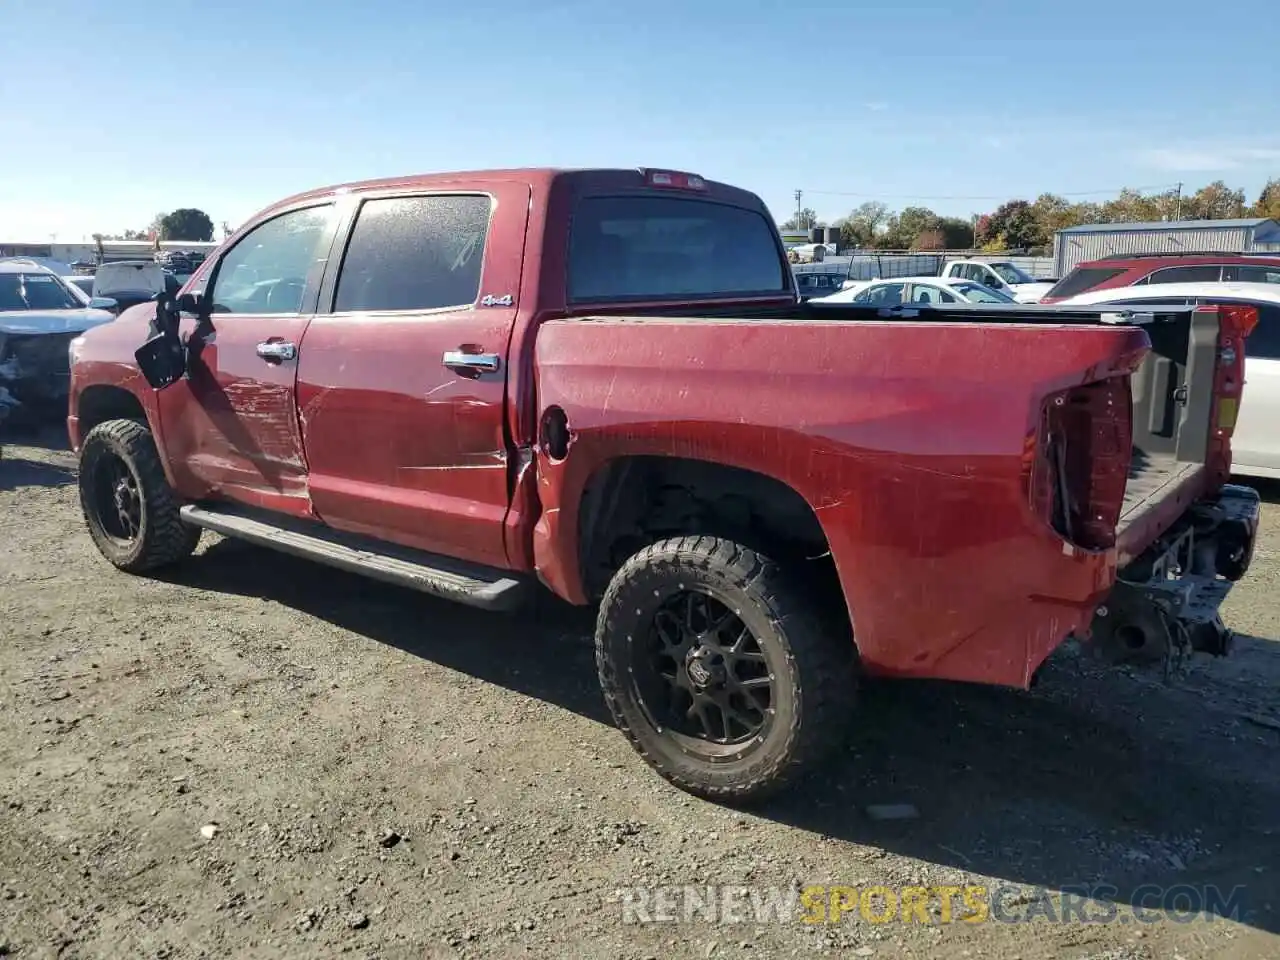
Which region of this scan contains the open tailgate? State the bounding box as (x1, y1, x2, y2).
(1105, 304, 1252, 564)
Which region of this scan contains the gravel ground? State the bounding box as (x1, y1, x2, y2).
(2, 425, 1279, 959)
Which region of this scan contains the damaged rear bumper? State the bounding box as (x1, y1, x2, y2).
(1084, 484, 1260, 669)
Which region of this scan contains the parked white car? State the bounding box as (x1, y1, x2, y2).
(813, 275, 1016, 305)
(939, 259, 1055, 303)
(1059, 282, 1280, 480)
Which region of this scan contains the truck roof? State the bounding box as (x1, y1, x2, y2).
(258, 167, 767, 219)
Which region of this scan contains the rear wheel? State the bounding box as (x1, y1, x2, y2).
(595, 536, 855, 803)
(79, 419, 200, 572)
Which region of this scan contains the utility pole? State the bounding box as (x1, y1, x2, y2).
(1174, 182, 1183, 221)
(795, 189, 803, 229)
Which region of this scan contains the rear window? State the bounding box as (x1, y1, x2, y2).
(1044, 266, 1130, 300)
(567, 196, 786, 303)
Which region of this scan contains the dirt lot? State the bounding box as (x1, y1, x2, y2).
(2, 426, 1280, 960)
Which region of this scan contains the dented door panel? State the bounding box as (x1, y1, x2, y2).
(157, 314, 315, 515)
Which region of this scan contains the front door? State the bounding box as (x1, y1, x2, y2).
(158, 203, 340, 515)
(296, 184, 530, 569)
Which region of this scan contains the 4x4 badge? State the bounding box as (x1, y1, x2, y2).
(480, 294, 513, 307)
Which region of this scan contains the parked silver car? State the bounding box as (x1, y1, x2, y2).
(0, 260, 116, 423)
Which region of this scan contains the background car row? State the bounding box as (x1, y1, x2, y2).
(811, 252, 1280, 480)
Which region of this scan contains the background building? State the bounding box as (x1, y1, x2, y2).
(1054, 218, 1280, 276)
(0, 238, 221, 267)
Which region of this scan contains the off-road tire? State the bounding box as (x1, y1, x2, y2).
(595, 536, 856, 804)
(79, 418, 201, 573)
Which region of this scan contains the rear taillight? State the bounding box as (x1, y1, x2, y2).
(1206, 303, 1256, 483)
(1212, 304, 1254, 435)
(1025, 378, 1132, 551)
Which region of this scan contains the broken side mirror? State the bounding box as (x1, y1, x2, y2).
(135, 329, 187, 389)
(134, 290, 190, 390)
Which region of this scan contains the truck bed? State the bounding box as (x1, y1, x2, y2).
(1117, 453, 1205, 547)
(636, 299, 1225, 567)
(1121, 453, 1199, 520)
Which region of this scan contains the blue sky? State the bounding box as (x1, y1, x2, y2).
(3, 0, 1278, 239)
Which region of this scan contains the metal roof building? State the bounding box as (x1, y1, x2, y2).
(1053, 218, 1280, 276)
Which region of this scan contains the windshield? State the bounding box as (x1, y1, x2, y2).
(568, 196, 786, 302)
(0, 272, 83, 311)
(953, 282, 1014, 303)
(991, 262, 1036, 285)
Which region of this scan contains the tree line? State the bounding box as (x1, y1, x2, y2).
(94, 208, 221, 244)
(781, 177, 1280, 253)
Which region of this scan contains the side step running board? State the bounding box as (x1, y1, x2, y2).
(179, 504, 529, 612)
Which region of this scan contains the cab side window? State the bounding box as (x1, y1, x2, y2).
(334, 195, 491, 313)
(209, 205, 337, 315)
(1147, 265, 1223, 284)
(1227, 265, 1280, 284)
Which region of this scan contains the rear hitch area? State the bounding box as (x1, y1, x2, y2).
(1084, 485, 1261, 679)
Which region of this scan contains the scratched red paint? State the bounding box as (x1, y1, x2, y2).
(531, 317, 1148, 686)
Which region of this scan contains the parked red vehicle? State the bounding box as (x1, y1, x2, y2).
(65, 168, 1261, 801)
(1041, 252, 1280, 303)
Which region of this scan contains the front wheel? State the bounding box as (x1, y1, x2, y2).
(78, 419, 201, 573)
(595, 536, 856, 803)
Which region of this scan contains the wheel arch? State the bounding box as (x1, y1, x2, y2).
(77, 384, 148, 435)
(575, 455, 831, 592)
(533, 453, 852, 647)
(74, 384, 178, 487)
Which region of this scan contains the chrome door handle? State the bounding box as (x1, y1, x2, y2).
(256, 340, 297, 362)
(443, 351, 500, 374)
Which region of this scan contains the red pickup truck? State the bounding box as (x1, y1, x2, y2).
(66, 168, 1261, 802)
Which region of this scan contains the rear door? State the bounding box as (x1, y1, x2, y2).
(1229, 301, 1280, 475)
(157, 203, 340, 515)
(296, 182, 530, 569)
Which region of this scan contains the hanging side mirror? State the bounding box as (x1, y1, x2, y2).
(134, 291, 188, 390)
